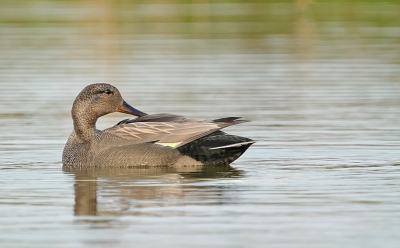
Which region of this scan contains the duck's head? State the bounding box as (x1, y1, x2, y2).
(73, 83, 147, 119)
(71, 84, 146, 141)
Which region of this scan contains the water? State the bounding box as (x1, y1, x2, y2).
(1, 1, 400, 247)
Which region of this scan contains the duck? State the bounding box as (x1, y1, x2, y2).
(62, 83, 255, 168)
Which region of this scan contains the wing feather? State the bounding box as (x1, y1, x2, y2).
(105, 114, 248, 148)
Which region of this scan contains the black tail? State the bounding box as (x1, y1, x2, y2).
(177, 131, 255, 165)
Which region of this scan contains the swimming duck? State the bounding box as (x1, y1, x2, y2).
(62, 84, 255, 167)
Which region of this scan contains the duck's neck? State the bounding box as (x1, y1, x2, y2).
(72, 105, 98, 142)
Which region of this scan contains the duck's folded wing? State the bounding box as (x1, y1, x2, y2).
(107, 114, 248, 148)
(105, 121, 221, 148)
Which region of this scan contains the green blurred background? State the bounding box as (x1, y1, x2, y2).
(1, 0, 399, 60)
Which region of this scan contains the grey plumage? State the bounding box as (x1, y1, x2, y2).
(62, 83, 255, 168)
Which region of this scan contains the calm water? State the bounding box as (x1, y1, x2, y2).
(1, 1, 400, 247)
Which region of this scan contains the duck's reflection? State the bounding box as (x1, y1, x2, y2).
(73, 174, 97, 216)
(64, 165, 242, 216)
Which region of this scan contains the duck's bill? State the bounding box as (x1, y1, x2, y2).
(117, 101, 147, 117)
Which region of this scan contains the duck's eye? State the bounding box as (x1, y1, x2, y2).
(104, 89, 112, 95)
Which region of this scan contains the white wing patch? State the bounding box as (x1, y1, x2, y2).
(156, 142, 182, 148)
